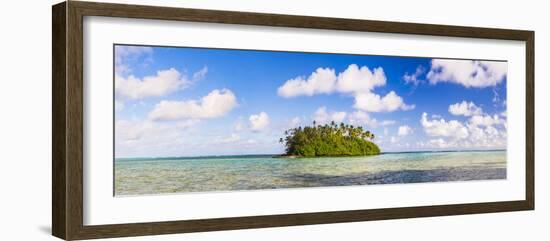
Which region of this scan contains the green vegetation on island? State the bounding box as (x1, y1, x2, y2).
(279, 121, 380, 157)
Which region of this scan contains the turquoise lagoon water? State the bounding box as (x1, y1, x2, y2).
(115, 150, 506, 196)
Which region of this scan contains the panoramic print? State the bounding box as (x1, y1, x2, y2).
(114, 44, 507, 196)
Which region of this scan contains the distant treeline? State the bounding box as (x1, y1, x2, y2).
(279, 121, 380, 157)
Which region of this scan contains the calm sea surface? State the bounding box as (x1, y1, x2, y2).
(115, 150, 506, 196)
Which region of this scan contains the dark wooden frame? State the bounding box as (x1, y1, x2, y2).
(52, 1, 535, 240)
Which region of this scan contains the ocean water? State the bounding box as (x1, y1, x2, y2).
(115, 150, 506, 196)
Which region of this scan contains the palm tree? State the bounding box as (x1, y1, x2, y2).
(280, 121, 379, 157)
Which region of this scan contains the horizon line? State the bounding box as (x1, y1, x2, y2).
(115, 149, 506, 160)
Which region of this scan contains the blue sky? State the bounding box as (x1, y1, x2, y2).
(114, 45, 508, 158)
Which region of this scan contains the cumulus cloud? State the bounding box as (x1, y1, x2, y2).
(115, 68, 191, 99)
(348, 111, 377, 127)
(353, 91, 415, 112)
(335, 64, 386, 93)
(398, 125, 413, 136)
(278, 64, 413, 113)
(330, 112, 347, 123)
(469, 114, 504, 127)
(427, 59, 507, 88)
(420, 112, 507, 150)
(114, 45, 207, 101)
(115, 119, 200, 157)
(425, 138, 452, 149)
(277, 64, 384, 97)
(249, 112, 270, 131)
(403, 65, 425, 85)
(148, 89, 238, 121)
(289, 117, 302, 128)
(448, 101, 483, 116)
(277, 67, 337, 97)
(313, 107, 347, 125)
(421, 112, 469, 139)
(277, 64, 387, 98)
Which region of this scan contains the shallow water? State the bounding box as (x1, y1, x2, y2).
(115, 150, 506, 196)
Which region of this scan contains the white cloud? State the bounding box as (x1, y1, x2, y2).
(313, 107, 347, 125)
(115, 119, 200, 157)
(277, 64, 386, 98)
(116, 120, 152, 141)
(380, 120, 396, 126)
(353, 91, 415, 112)
(148, 89, 238, 121)
(249, 112, 270, 131)
(289, 117, 302, 128)
(331, 112, 347, 123)
(198, 135, 279, 155)
(114, 46, 208, 103)
(115, 68, 190, 99)
(114, 45, 153, 75)
(115, 46, 153, 65)
(403, 65, 425, 85)
(421, 112, 469, 139)
(398, 125, 413, 136)
(278, 64, 413, 114)
(469, 114, 504, 127)
(347, 111, 395, 128)
(212, 133, 241, 144)
(448, 101, 483, 116)
(419, 112, 507, 150)
(427, 59, 507, 88)
(426, 138, 452, 148)
(192, 66, 208, 81)
(335, 64, 386, 93)
(115, 119, 195, 144)
(277, 67, 336, 97)
(348, 111, 377, 127)
(277, 64, 387, 98)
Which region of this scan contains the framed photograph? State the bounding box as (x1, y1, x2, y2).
(52, 1, 534, 240)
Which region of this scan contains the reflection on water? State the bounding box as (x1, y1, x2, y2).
(115, 150, 506, 196)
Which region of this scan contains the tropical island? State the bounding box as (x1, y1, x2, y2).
(279, 121, 380, 157)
